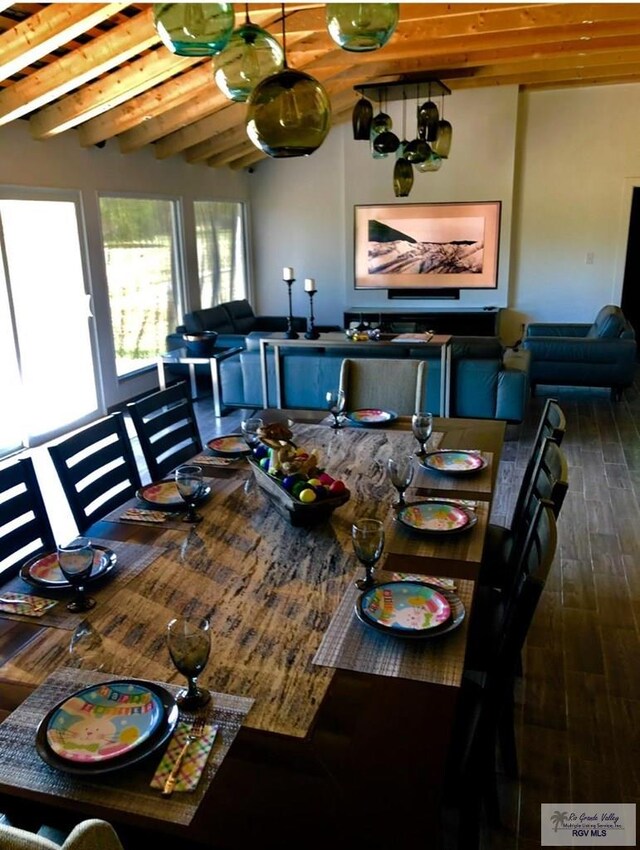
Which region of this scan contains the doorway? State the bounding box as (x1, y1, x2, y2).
(621, 186, 640, 349)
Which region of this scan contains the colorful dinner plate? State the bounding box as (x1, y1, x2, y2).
(421, 449, 487, 474)
(357, 581, 451, 635)
(20, 546, 116, 590)
(137, 480, 212, 509)
(45, 681, 164, 764)
(397, 501, 477, 534)
(36, 681, 178, 776)
(207, 434, 250, 456)
(346, 409, 398, 426)
(355, 584, 466, 640)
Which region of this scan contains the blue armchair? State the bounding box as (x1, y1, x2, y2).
(522, 305, 636, 399)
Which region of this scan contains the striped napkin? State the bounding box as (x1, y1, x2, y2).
(119, 508, 169, 524)
(150, 721, 219, 793)
(0, 592, 59, 617)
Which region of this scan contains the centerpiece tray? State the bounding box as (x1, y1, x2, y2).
(248, 458, 350, 526)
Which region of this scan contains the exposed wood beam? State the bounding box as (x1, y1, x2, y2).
(0, 3, 128, 83)
(30, 48, 198, 139)
(0, 8, 159, 126)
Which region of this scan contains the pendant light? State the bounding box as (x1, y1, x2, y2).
(393, 91, 413, 197)
(246, 6, 331, 158)
(431, 93, 452, 158)
(325, 4, 399, 52)
(153, 3, 235, 56)
(352, 92, 373, 140)
(214, 5, 284, 103)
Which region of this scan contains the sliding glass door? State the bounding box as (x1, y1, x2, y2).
(0, 191, 101, 452)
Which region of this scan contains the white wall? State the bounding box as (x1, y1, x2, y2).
(0, 120, 250, 411)
(250, 86, 520, 335)
(511, 83, 640, 332)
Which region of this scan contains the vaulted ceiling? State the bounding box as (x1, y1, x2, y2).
(3, 3, 640, 171)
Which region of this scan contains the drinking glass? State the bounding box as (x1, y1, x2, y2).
(57, 537, 95, 612)
(175, 464, 204, 523)
(387, 455, 415, 508)
(326, 389, 346, 429)
(167, 617, 211, 709)
(352, 518, 385, 590)
(241, 417, 264, 451)
(69, 619, 113, 672)
(411, 412, 433, 457)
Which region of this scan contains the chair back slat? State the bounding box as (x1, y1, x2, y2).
(0, 456, 55, 578)
(48, 413, 141, 534)
(127, 383, 202, 481)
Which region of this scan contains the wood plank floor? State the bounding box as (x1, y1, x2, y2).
(4, 375, 640, 848)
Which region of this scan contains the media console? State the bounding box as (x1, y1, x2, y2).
(343, 307, 502, 337)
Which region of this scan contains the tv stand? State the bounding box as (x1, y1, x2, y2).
(343, 307, 502, 336)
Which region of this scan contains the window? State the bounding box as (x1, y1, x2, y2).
(194, 201, 247, 307)
(0, 193, 100, 450)
(99, 196, 183, 377)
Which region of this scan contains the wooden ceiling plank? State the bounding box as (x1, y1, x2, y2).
(183, 106, 248, 162)
(29, 49, 199, 139)
(0, 8, 159, 126)
(0, 3, 129, 82)
(78, 62, 213, 147)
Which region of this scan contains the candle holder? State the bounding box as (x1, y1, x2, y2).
(304, 289, 320, 339)
(283, 276, 299, 339)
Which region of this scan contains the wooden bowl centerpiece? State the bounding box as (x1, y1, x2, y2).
(247, 422, 350, 526)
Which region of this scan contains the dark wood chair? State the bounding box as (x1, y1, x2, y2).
(48, 413, 141, 535)
(0, 457, 55, 580)
(126, 382, 202, 482)
(448, 496, 558, 847)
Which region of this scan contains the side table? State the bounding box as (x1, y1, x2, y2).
(157, 346, 243, 418)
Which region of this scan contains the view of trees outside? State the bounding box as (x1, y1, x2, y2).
(99, 197, 179, 376)
(195, 200, 247, 307)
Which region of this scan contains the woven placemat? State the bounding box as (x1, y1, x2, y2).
(0, 667, 253, 827)
(2, 540, 165, 630)
(312, 574, 474, 688)
(103, 477, 220, 530)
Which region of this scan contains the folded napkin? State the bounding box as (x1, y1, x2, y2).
(390, 574, 457, 592)
(150, 721, 218, 793)
(189, 454, 233, 467)
(119, 508, 169, 524)
(0, 592, 59, 617)
(422, 496, 478, 510)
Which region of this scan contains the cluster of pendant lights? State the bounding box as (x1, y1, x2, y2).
(353, 82, 453, 197)
(153, 3, 400, 159)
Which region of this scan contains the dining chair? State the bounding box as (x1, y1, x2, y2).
(0, 456, 55, 580)
(448, 496, 558, 847)
(0, 818, 124, 850)
(480, 435, 568, 589)
(48, 413, 142, 535)
(338, 358, 427, 415)
(127, 381, 202, 481)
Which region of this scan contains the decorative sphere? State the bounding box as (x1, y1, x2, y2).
(246, 69, 332, 158)
(153, 3, 234, 56)
(326, 3, 399, 52)
(214, 22, 284, 102)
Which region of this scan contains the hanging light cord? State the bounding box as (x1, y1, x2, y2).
(244, 2, 250, 25)
(281, 3, 288, 67)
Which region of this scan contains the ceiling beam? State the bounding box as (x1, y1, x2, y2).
(0, 3, 128, 83)
(0, 8, 159, 127)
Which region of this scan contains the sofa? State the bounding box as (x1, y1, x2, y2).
(167, 299, 306, 351)
(215, 334, 531, 422)
(522, 304, 637, 399)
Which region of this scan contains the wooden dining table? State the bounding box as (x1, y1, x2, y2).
(0, 414, 505, 849)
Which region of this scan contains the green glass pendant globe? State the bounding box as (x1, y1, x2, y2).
(214, 22, 284, 103)
(326, 3, 399, 52)
(393, 157, 414, 197)
(153, 3, 235, 56)
(246, 69, 332, 158)
(352, 96, 374, 140)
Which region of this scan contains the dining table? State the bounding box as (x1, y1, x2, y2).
(0, 413, 505, 849)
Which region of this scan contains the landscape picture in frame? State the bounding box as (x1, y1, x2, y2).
(354, 201, 501, 290)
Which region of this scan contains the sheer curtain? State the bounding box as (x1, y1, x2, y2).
(194, 201, 247, 307)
